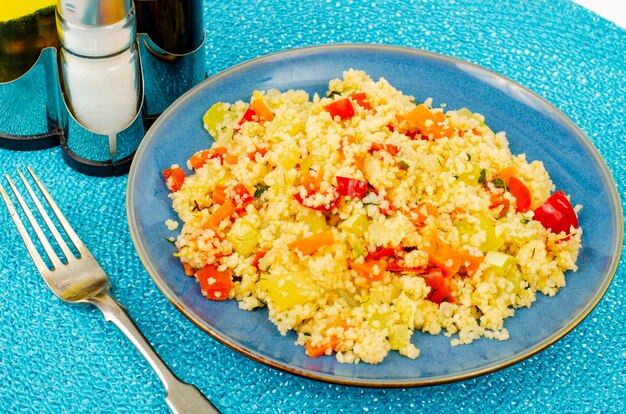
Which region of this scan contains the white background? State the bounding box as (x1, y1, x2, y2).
(572, 0, 626, 29)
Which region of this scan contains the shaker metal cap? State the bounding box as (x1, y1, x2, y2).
(57, 0, 132, 27)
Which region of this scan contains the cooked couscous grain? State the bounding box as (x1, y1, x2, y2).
(162, 70, 582, 364)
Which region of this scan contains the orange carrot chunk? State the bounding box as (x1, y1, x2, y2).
(288, 230, 335, 255)
(212, 185, 227, 205)
(195, 264, 233, 301)
(251, 97, 274, 123)
(347, 259, 388, 282)
(423, 237, 463, 277)
(202, 199, 236, 231)
(305, 335, 341, 358)
(162, 167, 185, 192)
(188, 147, 229, 169)
(404, 104, 453, 139)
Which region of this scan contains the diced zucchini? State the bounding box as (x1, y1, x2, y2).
(259, 272, 319, 311)
(361, 191, 379, 205)
(457, 162, 482, 185)
(455, 107, 494, 135)
(484, 251, 516, 274)
(300, 211, 329, 233)
(345, 232, 367, 258)
(339, 213, 370, 237)
(484, 251, 521, 290)
(456, 212, 503, 252)
(388, 324, 412, 350)
(367, 222, 386, 247)
(203, 102, 235, 137)
(275, 141, 301, 170)
(477, 213, 504, 252)
(227, 220, 260, 257)
(300, 154, 326, 173)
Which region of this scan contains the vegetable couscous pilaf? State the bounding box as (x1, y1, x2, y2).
(162, 70, 581, 364)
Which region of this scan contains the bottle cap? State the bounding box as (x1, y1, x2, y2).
(56, 0, 136, 57)
(57, 0, 132, 27)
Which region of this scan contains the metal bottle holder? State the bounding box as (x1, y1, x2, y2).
(0, 0, 206, 177)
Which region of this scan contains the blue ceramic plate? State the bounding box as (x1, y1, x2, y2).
(127, 44, 622, 387)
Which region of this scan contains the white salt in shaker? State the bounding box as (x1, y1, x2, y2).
(56, 0, 141, 156)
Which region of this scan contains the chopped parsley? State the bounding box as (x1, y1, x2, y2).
(478, 168, 487, 184)
(254, 183, 269, 198)
(397, 160, 410, 170)
(327, 90, 342, 99)
(164, 237, 176, 247)
(492, 178, 507, 189)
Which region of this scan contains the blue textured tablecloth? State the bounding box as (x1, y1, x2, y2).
(1, 0, 625, 412)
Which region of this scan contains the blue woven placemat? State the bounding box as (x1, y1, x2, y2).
(1, 0, 625, 412)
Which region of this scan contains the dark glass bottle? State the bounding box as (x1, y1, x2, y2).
(0, 6, 59, 83)
(135, 0, 204, 55)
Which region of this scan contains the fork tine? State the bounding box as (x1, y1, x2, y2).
(26, 166, 87, 254)
(0, 178, 58, 272)
(18, 170, 76, 261)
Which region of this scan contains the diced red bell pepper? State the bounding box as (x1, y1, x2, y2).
(336, 176, 369, 199)
(350, 92, 371, 110)
(421, 267, 453, 304)
(533, 190, 578, 234)
(386, 260, 424, 273)
(324, 98, 355, 120)
(489, 191, 510, 218)
(162, 167, 185, 192)
(195, 264, 233, 301)
(294, 191, 341, 211)
(236, 106, 257, 128)
(365, 247, 398, 260)
(232, 183, 253, 207)
(506, 176, 531, 213)
(369, 142, 399, 156)
(251, 251, 267, 269)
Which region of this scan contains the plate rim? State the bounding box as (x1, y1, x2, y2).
(126, 43, 623, 387)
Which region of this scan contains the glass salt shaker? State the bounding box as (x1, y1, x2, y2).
(56, 0, 142, 156)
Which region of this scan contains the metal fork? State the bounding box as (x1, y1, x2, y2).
(0, 167, 220, 414)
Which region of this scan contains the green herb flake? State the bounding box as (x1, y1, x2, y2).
(466, 152, 472, 161)
(478, 168, 487, 184)
(520, 214, 530, 224)
(327, 90, 342, 99)
(254, 183, 269, 198)
(397, 160, 410, 170)
(492, 178, 507, 189)
(164, 237, 176, 247)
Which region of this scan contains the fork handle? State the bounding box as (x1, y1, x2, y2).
(89, 292, 220, 414)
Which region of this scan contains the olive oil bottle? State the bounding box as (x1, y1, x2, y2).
(0, 0, 59, 83)
(136, 0, 204, 55)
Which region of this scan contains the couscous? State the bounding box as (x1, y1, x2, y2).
(162, 70, 582, 364)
